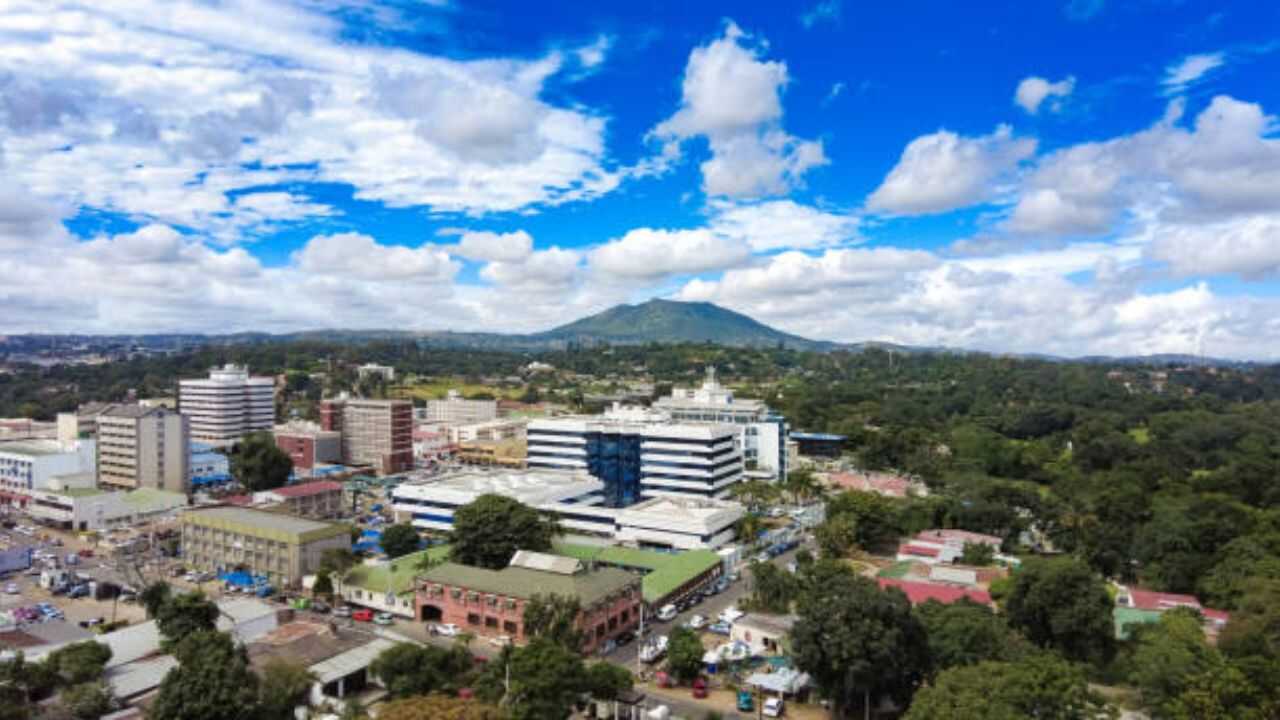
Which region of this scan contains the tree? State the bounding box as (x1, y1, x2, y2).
(665, 627, 705, 685)
(815, 513, 860, 559)
(378, 695, 506, 720)
(791, 562, 931, 717)
(728, 481, 780, 512)
(140, 581, 172, 619)
(521, 594, 583, 651)
(1003, 557, 1115, 665)
(46, 641, 112, 685)
(1125, 609, 1222, 713)
(230, 432, 293, 492)
(150, 631, 261, 720)
(312, 571, 334, 598)
(256, 659, 315, 720)
(54, 681, 116, 720)
(320, 547, 360, 576)
(155, 591, 220, 648)
(475, 638, 586, 720)
(370, 642, 474, 699)
(959, 542, 995, 566)
(584, 662, 633, 702)
(915, 599, 1030, 672)
(449, 495, 558, 570)
(1162, 661, 1276, 720)
(824, 491, 903, 552)
(734, 513, 765, 546)
(784, 468, 820, 505)
(380, 523, 422, 559)
(903, 654, 1116, 720)
(747, 561, 799, 613)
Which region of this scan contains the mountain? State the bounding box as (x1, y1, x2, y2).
(531, 299, 830, 349)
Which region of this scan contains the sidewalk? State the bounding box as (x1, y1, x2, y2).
(642, 681, 829, 720)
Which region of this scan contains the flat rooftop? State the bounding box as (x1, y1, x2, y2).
(553, 542, 721, 603)
(420, 559, 638, 606)
(396, 468, 602, 504)
(181, 506, 349, 543)
(0, 440, 66, 457)
(343, 546, 451, 596)
(622, 495, 742, 520)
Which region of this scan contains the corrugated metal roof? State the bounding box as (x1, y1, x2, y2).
(180, 506, 349, 544)
(420, 561, 638, 606)
(509, 550, 581, 575)
(310, 637, 397, 684)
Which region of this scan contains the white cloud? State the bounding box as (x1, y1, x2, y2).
(866, 125, 1036, 215)
(1163, 52, 1225, 94)
(576, 35, 613, 69)
(292, 233, 459, 282)
(455, 230, 534, 263)
(1147, 214, 1280, 280)
(480, 247, 582, 292)
(0, 0, 620, 236)
(651, 22, 827, 198)
(708, 200, 859, 251)
(589, 228, 750, 280)
(1014, 75, 1075, 114)
(800, 0, 841, 28)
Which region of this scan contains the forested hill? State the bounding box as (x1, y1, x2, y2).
(530, 299, 830, 349)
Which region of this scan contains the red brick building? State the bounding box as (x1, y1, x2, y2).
(274, 423, 341, 471)
(416, 551, 642, 654)
(320, 398, 413, 475)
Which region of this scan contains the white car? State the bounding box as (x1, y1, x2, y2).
(718, 607, 745, 624)
(4, 583, 18, 594)
(685, 614, 707, 630)
(487, 634, 512, 647)
(655, 604, 678, 622)
(433, 623, 461, 637)
(763, 697, 785, 717)
(373, 612, 394, 626)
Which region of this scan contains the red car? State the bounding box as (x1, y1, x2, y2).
(691, 678, 708, 699)
(351, 609, 374, 622)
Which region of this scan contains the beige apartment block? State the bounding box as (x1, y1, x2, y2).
(96, 405, 190, 492)
(180, 507, 351, 587)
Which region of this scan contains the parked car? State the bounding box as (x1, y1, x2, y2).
(763, 697, 785, 717)
(707, 621, 732, 636)
(333, 605, 352, 618)
(655, 604, 678, 622)
(615, 630, 636, 646)
(487, 635, 512, 648)
(4, 583, 18, 594)
(432, 623, 461, 637)
(737, 690, 755, 712)
(310, 601, 331, 614)
(718, 607, 745, 624)
(373, 612, 394, 626)
(691, 677, 708, 699)
(67, 585, 90, 599)
(78, 617, 105, 628)
(685, 614, 707, 630)
(754, 552, 771, 564)
(351, 609, 374, 622)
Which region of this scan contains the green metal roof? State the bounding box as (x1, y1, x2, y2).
(122, 488, 186, 506)
(1114, 607, 1162, 640)
(343, 546, 451, 596)
(181, 507, 350, 545)
(420, 560, 639, 606)
(552, 542, 721, 604)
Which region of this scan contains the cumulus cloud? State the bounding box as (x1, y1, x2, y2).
(292, 233, 459, 282)
(0, 0, 619, 236)
(708, 200, 859, 251)
(1163, 53, 1225, 94)
(1147, 214, 1280, 280)
(652, 22, 827, 198)
(454, 230, 534, 263)
(480, 248, 582, 292)
(1014, 75, 1075, 114)
(589, 228, 750, 280)
(866, 125, 1036, 215)
(576, 35, 613, 69)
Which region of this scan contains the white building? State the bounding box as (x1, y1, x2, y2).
(0, 440, 96, 508)
(96, 405, 190, 492)
(445, 418, 526, 444)
(355, 363, 395, 382)
(653, 367, 789, 481)
(178, 365, 275, 446)
(391, 468, 743, 550)
(422, 390, 498, 424)
(28, 487, 188, 532)
(527, 404, 744, 505)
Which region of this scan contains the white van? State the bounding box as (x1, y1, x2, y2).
(763, 697, 785, 717)
(656, 604, 678, 622)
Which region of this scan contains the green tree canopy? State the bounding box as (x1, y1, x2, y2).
(1003, 557, 1115, 665)
(521, 594, 583, 651)
(475, 638, 587, 720)
(791, 561, 931, 716)
(230, 432, 293, 492)
(46, 641, 112, 685)
(155, 591, 220, 648)
(370, 642, 474, 699)
(824, 490, 904, 552)
(903, 654, 1116, 720)
(747, 561, 800, 614)
(1125, 608, 1223, 713)
(53, 681, 116, 720)
(378, 694, 506, 720)
(312, 571, 334, 598)
(380, 523, 422, 559)
(914, 599, 1030, 672)
(255, 659, 315, 720)
(449, 494, 558, 570)
(665, 626, 705, 685)
(150, 631, 261, 720)
(320, 547, 360, 576)
(140, 581, 172, 619)
(583, 662, 633, 701)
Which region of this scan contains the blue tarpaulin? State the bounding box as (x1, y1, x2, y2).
(219, 571, 268, 587)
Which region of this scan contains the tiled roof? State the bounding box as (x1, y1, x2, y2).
(1128, 589, 1202, 612)
(878, 578, 992, 606)
(898, 543, 940, 558)
(420, 559, 638, 606)
(270, 481, 343, 498)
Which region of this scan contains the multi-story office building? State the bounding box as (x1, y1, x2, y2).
(180, 506, 351, 587)
(653, 366, 789, 481)
(0, 440, 96, 508)
(527, 405, 743, 505)
(96, 405, 190, 492)
(320, 398, 413, 475)
(273, 422, 342, 472)
(392, 468, 743, 550)
(55, 402, 116, 444)
(178, 365, 275, 447)
(422, 390, 498, 424)
(355, 363, 396, 382)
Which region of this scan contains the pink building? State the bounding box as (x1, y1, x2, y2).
(415, 551, 642, 654)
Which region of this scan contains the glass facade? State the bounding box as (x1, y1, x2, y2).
(584, 432, 643, 507)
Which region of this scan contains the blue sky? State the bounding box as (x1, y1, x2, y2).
(1, 0, 1279, 358)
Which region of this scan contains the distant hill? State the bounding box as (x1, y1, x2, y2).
(529, 299, 829, 349)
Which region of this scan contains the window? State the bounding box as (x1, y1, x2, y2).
(450, 588, 462, 599)
(620, 609, 630, 623)
(467, 613, 481, 626)
(484, 616, 498, 628)
(608, 617, 618, 631)
(503, 620, 518, 634)
(596, 624, 606, 638)
(486, 595, 498, 607)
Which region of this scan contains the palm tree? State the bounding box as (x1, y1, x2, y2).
(785, 469, 820, 505)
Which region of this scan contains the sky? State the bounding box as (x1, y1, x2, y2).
(1, 1, 1279, 359)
